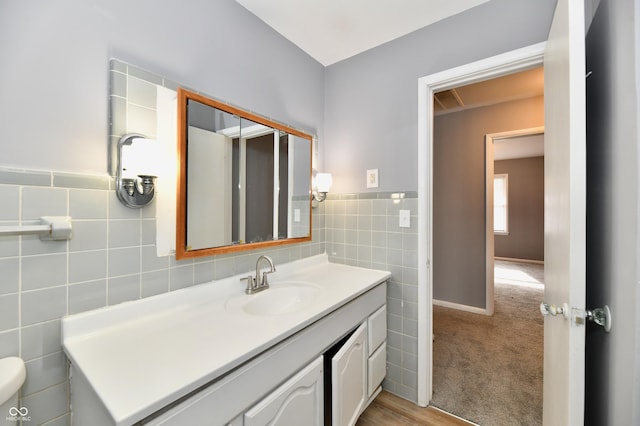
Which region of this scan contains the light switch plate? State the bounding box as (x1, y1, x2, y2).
(367, 169, 379, 188)
(294, 209, 301, 223)
(399, 210, 411, 228)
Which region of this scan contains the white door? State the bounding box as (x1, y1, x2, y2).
(542, 0, 586, 423)
(187, 126, 232, 249)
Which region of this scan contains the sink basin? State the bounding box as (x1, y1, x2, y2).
(0, 357, 26, 406)
(226, 281, 323, 316)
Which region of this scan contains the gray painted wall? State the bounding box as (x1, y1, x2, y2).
(0, 1, 326, 424)
(0, 0, 324, 174)
(494, 156, 544, 261)
(433, 97, 544, 308)
(323, 0, 557, 194)
(321, 0, 555, 396)
(11, 0, 632, 418)
(585, 0, 640, 424)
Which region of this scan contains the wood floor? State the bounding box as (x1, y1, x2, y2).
(356, 391, 475, 426)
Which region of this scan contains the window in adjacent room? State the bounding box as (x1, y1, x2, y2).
(494, 174, 508, 234)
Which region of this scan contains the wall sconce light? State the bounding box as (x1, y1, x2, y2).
(115, 134, 158, 208)
(312, 170, 333, 205)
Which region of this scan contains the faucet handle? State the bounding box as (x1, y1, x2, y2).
(241, 275, 255, 293)
(260, 270, 274, 288)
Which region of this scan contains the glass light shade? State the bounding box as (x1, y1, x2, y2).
(315, 173, 333, 193)
(121, 138, 161, 178)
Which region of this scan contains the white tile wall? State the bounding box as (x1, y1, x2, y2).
(325, 192, 419, 402)
(0, 58, 420, 424)
(0, 167, 324, 425)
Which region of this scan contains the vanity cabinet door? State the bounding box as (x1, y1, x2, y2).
(244, 356, 323, 426)
(331, 322, 367, 426)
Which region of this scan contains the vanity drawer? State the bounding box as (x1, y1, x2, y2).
(367, 342, 386, 397)
(367, 305, 386, 355)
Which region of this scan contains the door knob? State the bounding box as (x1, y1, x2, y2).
(573, 305, 612, 332)
(540, 302, 612, 332)
(540, 302, 569, 319)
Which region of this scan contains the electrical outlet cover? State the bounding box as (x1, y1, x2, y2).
(399, 210, 410, 228)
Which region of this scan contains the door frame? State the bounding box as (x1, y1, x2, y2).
(416, 42, 546, 406)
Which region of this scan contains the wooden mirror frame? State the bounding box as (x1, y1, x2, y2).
(175, 88, 313, 259)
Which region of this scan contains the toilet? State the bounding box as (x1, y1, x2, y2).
(0, 357, 26, 425)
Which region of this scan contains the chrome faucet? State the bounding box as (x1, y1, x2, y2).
(241, 255, 276, 294)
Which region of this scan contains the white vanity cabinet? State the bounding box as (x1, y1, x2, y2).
(62, 255, 391, 426)
(146, 286, 386, 426)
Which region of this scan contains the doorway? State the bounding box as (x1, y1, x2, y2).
(430, 117, 545, 422)
(419, 3, 588, 421)
(416, 42, 547, 406)
(487, 128, 545, 310)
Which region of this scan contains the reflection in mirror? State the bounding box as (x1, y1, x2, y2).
(177, 88, 312, 259)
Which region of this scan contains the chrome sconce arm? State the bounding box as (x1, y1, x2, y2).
(115, 134, 157, 208)
(312, 190, 328, 203)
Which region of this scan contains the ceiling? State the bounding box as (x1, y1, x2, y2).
(494, 134, 544, 161)
(434, 67, 544, 115)
(233, 0, 491, 66)
(436, 67, 545, 160)
(233, 0, 544, 160)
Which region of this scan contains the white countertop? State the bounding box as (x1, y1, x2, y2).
(62, 254, 391, 425)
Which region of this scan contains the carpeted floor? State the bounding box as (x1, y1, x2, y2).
(431, 261, 544, 425)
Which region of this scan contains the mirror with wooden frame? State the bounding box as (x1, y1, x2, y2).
(175, 88, 313, 259)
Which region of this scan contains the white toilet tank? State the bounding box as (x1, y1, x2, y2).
(0, 357, 26, 426)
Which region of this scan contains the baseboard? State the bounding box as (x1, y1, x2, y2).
(433, 299, 491, 315)
(495, 256, 544, 265)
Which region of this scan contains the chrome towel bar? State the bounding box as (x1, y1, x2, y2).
(0, 216, 73, 240)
